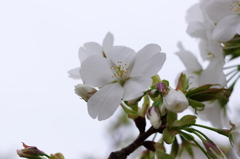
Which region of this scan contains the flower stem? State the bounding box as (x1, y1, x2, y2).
(193, 124, 229, 137)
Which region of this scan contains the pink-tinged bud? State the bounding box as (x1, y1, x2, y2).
(203, 140, 227, 159)
(50, 153, 65, 159)
(156, 82, 166, 95)
(230, 122, 240, 157)
(163, 88, 189, 113)
(147, 106, 162, 129)
(74, 84, 97, 101)
(17, 142, 45, 158)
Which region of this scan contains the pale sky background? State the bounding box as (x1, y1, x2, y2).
(1, 0, 240, 159)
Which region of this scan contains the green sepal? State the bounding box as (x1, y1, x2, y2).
(161, 80, 169, 87)
(186, 84, 228, 102)
(151, 74, 161, 88)
(167, 111, 177, 129)
(121, 104, 138, 119)
(187, 98, 205, 113)
(139, 95, 150, 117)
(172, 115, 196, 128)
(170, 137, 179, 158)
(176, 73, 188, 92)
(152, 97, 163, 108)
(163, 128, 176, 144)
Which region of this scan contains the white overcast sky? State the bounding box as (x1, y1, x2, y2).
(2, 0, 240, 159)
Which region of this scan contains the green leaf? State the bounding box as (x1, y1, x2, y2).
(156, 150, 175, 159)
(187, 98, 205, 112)
(167, 111, 177, 128)
(170, 137, 179, 158)
(172, 115, 196, 128)
(163, 128, 175, 144)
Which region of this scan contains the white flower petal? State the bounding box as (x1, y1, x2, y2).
(212, 15, 240, 42)
(78, 47, 92, 63)
(199, 59, 226, 86)
(206, 0, 236, 23)
(186, 3, 204, 24)
(102, 32, 114, 54)
(80, 55, 113, 87)
(84, 42, 103, 56)
(176, 42, 202, 73)
(187, 22, 208, 40)
(68, 67, 81, 79)
(122, 76, 152, 101)
(131, 44, 166, 77)
(87, 83, 124, 120)
(106, 46, 136, 68)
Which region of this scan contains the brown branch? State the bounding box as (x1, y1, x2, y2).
(107, 126, 157, 159)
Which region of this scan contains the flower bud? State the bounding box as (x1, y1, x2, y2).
(156, 82, 166, 95)
(230, 122, 240, 157)
(50, 153, 65, 159)
(163, 88, 189, 113)
(203, 140, 227, 159)
(17, 142, 45, 158)
(74, 84, 97, 101)
(147, 106, 162, 129)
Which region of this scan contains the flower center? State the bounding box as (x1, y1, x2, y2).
(230, 1, 240, 12)
(110, 61, 130, 84)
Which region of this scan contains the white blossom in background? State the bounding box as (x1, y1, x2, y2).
(206, 0, 240, 42)
(68, 32, 114, 79)
(163, 88, 189, 113)
(186, 0, 224, 61)
(74, 84, 97, 101)
(196, 59, 228, 128)
(175, 42, 202, 88)
(80, 44, 166, 120)
(230, 122, 240, 157)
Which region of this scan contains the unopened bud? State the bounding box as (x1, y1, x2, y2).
(17, 142, 45, 158)
(156, 82, 166, 95)
(203, 140, 227, 159)
(163, 88, 189, 113)
(74, 84, 97, 101)
(147, 106, 162, 129)
(50, 153, 65, 159)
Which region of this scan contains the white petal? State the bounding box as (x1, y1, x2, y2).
(176, 42, 202, 73)
(205, 0, 236, 23)
(68, 67, 81, 79)
(80, 55, 113, 87)
(84, 42, 103, 56)
(186, 3, 204, 24)
(78, 47, 91, 63)
(199, 59, 226, 86)
(87, 83, 124, 120)
(122, 76, 152, 101)
(187, 22, 208, 40)
(102, 32, 114, 54)
(131, 44, 166, 77)
(212, 15, 240, 42)
(106, 46, 136, 72)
